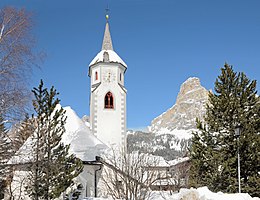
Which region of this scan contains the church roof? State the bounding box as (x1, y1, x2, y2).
(89, 20, 127, 68)
(8, 105, 108, 164)
(102, 22, 113, 51)
(89, 49, 127, 68)
(62, 106, 108, 161)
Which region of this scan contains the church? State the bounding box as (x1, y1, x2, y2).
(88, 14, 127, 148)
(6, 14, 127, 199)
(61, 14, 128, 198)
(75, 14, 128, 198)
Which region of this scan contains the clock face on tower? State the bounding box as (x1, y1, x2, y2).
(103, 69, 116, 83)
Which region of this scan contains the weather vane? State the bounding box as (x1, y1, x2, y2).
(105, 3, 110, 21)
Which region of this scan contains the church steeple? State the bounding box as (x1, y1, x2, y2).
(88, 12, 127, 148)
(102, 15, 113, 51)
(89, 13, 127, 68)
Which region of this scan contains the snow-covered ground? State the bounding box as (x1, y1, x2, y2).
(83, 187, 260, 200)
(150, 187, 260, 200)
(8, 106, 259, 200)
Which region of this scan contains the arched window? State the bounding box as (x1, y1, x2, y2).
(95, 71, 98, 81)
(104, 92, 114, 109)
(103, 52, 109, 62)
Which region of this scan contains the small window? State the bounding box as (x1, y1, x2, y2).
(95, 71, 98, 81)
(104, 92, 114, 109)
(103, 52, 109, 62)
(120, 73, 122, 81)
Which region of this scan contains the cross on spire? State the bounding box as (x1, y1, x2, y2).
(105, 5, 110, 21)
(102, 5, 113, 50)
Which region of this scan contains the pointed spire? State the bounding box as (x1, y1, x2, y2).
(102, 16, 113, 51)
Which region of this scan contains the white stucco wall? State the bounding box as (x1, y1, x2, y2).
(77, 164, 103, 198)
(89, 62, 126, 148)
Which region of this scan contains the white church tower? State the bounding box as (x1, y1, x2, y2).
(88, 15, 127, 148)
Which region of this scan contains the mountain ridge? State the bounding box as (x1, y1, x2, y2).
(127, 77, 209, 160)
(149, 77, 208, 132)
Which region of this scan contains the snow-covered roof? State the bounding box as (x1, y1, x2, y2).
(89, 50, 127, 68)
(89, 20, 127, 68)
(167, 156, 190, 166)
(9, 105, 108, 165)
(62, 106, 108, 161)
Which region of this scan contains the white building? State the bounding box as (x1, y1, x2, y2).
(6, 106, 107, 199)
(6, 16, 128, 200)
(88, 16, 127, 148)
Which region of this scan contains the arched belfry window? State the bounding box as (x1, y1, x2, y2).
(95, 71, 98, 81)
(103, 52, 109, 62)
(104, 92, 114, 109)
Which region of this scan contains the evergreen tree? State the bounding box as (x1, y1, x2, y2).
(0, 116, 7, 199)
(189, 119, 221, 189)
(0, 115, 12, 199)
(189, 63, 260, 196)
(11, 115, 36, 154)
(26, 80, 83, 199)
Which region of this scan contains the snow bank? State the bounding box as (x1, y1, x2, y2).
(83, 187, 259, 200)
(150, 187, 259, 200)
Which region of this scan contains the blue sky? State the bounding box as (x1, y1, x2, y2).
(1, 0, 260, 130)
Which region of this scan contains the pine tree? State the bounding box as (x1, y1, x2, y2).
(189, 63, 260, 196)
(26, 80, 83, 199)
(11, 115, 36, 154)
(0, 115, 12, 199)
(0, 115, 7, 199)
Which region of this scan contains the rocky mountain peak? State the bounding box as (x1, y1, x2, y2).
(149, 77, 209, 132)
(129, 77, 209, 160)
(176, 77, 208, 105)
(176, 77, 201, 104)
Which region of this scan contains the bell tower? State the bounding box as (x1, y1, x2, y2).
(88, 15, 127, 148)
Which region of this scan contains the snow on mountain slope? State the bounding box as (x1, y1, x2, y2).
(153, 127, 195, 140)
(127, 78, 208, 160)
(149, 77, 208, 134)
(148, 77, 208, 151)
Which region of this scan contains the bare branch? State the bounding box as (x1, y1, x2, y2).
(0, 7, 43, 123)
(99, 149, 162, 200)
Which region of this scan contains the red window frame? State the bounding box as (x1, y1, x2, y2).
(104, 92, 114, 109)
(95, 71, 98, 81)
